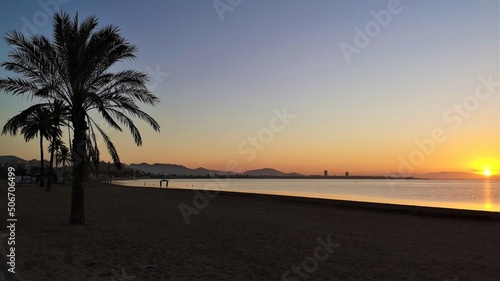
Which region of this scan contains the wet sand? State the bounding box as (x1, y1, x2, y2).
(1, 182, 499, 280)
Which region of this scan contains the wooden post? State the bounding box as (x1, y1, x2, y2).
(160, 179, 168, 188)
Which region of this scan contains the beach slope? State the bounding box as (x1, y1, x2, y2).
(1, 183, 499, 280)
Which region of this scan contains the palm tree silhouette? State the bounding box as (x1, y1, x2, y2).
(49, 138, 65, 168)
(46, 100, 69, 191)
(2, 104, 63, 188)
(0, 12, 160, 224)
(56, 144, 72, 184)
(48, 138, 65, 187)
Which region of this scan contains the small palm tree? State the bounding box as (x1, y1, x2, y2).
(56, 144, 72, 184)
(0, 12, 160, 224)
(2, 104, 62, 187)
(49, 138, 65, 169)
(48, 138, 65, 187)
(45, 101, 69, 191)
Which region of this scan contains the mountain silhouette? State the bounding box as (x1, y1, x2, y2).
(243, 168, 302, 177)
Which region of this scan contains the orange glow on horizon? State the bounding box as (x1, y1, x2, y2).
(470, 157, 499, 177)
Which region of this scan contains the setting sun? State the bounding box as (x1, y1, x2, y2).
(470, 158, 499, 178)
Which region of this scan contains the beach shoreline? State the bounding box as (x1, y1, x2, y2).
(113, 177, 500, 213)
(1, 182, 499, 280)
(122, 183, 500, 221)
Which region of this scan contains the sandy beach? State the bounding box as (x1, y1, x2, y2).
(1, 182, 499, 281)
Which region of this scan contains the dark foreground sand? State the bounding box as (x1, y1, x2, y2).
(1, 182, 499, 281)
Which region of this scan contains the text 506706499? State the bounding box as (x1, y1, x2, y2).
(6, 167, 17, 274)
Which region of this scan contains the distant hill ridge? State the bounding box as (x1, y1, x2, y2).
(0, 155, 28, 164)
(2, 155, 497, 179)
(129, 163, 234, 176)
(242, 168, 302, 177)
(128, 163, 302, 177)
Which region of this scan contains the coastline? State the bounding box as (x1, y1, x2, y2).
(1, 182, 499, 280)
(200, 188, 500, 220)
(114, 177, 500, 213)
(120, 182, 500, 220)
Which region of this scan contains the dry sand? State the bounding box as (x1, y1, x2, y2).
(0, 181, 499, 281)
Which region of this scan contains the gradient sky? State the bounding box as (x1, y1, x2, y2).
(0, 0, 499, 176)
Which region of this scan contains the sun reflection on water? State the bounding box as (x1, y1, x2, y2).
(484, 180, 492, 210)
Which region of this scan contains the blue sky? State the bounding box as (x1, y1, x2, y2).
(0, 0, 499, 175)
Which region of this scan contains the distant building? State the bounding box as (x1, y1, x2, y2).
(324, 170, 328, 177)
(345, 171, 349, 177)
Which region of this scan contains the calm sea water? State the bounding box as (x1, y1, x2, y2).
(113, 178, 500, 212)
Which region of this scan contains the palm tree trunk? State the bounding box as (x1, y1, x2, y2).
(46, 137, 56, 191)
(69, 114, 87, 225)
(62, 166, 67, 185)
(39, 133, 45, 188)
(68, 126, 72, 150)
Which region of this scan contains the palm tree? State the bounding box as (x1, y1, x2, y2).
(2, 104, 62, 188)
(0, 12, 160, 224)
(45, 101, 69, 191)
(49, 138, 65, 169)
(47, 138, 65, 189)
(56, 144, 72, 184)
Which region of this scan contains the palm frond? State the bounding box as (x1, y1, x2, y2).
(93, 122, 121, 169)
